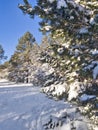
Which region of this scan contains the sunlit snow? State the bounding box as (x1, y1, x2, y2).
(0, 79, 83, 130)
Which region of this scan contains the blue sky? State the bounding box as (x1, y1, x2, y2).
(0, 0, 42, 62)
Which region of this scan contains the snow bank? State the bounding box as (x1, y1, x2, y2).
(0, 81, 86, 130)
(0, 79, 33, 88)
(0, 80, 97, 130)
(0, 79, 8, 83)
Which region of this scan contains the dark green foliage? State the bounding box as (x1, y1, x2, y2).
(18, 0, 97, 38)
(0, 44, 7, 63)
(10, 31, 35, 66)
(18, 0, 98, 82)
(0, 61, 9, 71)
(16, 31, 35, 53)
(9, 32, 36, 82)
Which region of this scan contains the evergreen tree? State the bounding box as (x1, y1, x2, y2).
(16, 31, 35, 63)
(19, 0, 98, 82)
(9, 32, 36, 82)
(0, 44, 7, 63)
(19, 0, 97, 39)
(30, 42, 41, 63)
(10, 32, 35, 66)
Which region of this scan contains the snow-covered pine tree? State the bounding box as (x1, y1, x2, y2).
(19, 0, 98, 83)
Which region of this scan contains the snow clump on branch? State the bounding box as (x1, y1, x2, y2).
(57, 0, 68, 9)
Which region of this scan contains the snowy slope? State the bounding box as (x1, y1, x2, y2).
(0, 79, 96, 130)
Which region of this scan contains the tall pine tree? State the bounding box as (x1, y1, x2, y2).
(19, 0, 98, 82)
(10, 31, 35, 66)
(9, 32, 36, 82)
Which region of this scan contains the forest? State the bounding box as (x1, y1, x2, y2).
(0, 0, 98, 129)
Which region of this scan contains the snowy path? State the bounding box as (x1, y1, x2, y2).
(0, 79, 90, 130)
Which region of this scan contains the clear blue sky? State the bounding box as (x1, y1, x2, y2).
(0, 0, 42, 62)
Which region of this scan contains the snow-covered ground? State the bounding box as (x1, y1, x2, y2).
(0, 79, 96, 130)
